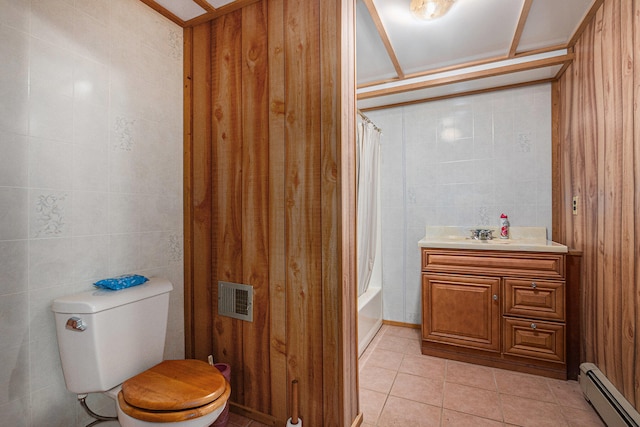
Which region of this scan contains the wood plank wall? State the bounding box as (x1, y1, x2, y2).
(184, 0, 359, 425)
(554, 0, 639, 410)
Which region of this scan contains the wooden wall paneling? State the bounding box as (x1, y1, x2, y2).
(566, 251, 582, 380)
(318, 0, 358, 424)
(336, 0, 359, 423)
(184, 25, 194, 358)
(599, 0, 623, 387)
(267, 0, 288, 423)
(620, 0, 637, 403)
(319, 0, 341, 421)
(575, 9, 598, 365)
(212, 10, 245, 403)
(284, 0, 324, 423)
(557, 0, 639, 409)
(241, 1, 271, 413)
(186, 0, 359, 423)
(591, 2, 607, 373)
(186, 24, 214, 361)
(633, 0, 640, 409)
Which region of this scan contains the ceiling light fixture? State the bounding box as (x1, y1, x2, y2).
(410, 0, 456, 21)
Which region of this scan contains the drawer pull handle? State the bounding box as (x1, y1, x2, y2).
(530, 323, 537, 330)
(493, 294, 498, 301)
(531, 282, 537, 289)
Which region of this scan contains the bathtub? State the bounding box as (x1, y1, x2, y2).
(358, 285, 383, 357)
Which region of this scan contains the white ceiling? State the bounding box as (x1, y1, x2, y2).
(140, 0, 599, 109)
(356, 0, 598, 109)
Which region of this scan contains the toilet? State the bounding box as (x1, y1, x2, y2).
(51, 277, 230, 427)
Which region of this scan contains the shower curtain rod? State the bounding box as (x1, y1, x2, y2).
(357, 109, 382, 133)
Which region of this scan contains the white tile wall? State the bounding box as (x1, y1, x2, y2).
(367, 85, 553, 324)
(0, 0, 184, 425)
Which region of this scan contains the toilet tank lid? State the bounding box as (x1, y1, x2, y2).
(51, 277, 173, 314)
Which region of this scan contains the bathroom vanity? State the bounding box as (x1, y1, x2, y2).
(418, 227, 574, 380)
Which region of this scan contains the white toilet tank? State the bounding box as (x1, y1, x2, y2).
(51, 277, 173, 394)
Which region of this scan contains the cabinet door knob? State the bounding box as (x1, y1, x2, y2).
(530, 323, 537, 330)
(493, 294, 498, 301)
(531, 282, 537, 289)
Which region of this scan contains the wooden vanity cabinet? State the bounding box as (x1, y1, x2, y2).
(421, 248, 568, 379)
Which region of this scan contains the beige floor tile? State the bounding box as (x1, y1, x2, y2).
(561, 406, 606, 427)
(441, 409, 505, 427)
(359, 326, 601, 427)
(359, 387, 388, 425)
(377, 395, 441, 427)
(359, 364, 398, 394)
(363, 347, 405, 371)
(376, 334, 416, 354)
(404, 336, 423, 355)
(443, 382, 503, 421)
(390, 372, 444, 407)
(494, 369, 555, 403)
(547, 378, 593, 410)
(501, 393, 568, 427)
(399, 353, 446, 380)
(446, 360, 497, 391)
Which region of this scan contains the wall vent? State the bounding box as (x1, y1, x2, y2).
(218, 281, 253, 322)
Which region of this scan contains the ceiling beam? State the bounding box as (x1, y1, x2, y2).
(509, 0, 533, 57)
(193, 0, 215, 13)
(360, 78, 556, 112)
(358, 46, 569, 90)
(362, 0, 405, 79)
(357, 52, 574, 100)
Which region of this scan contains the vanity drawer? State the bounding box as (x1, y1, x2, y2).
(421, 249, 565, 279)
(503, 278, 565, 321)
(503, 318, 565, 363)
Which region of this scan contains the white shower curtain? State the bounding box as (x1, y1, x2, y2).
(356, 118, 381, 297)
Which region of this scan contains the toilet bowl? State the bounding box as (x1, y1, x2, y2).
(115, 360, 231, 427)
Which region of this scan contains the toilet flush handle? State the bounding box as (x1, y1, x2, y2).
(66, 317, 87, 332)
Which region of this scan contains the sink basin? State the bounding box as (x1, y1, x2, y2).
(465, 237, 512, 244)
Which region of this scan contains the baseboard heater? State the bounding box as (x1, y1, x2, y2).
(579, 363, 640, 427)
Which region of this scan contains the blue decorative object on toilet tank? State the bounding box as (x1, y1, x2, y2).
(94, 274, 149, 290)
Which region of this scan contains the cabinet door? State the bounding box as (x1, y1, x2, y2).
(422, 274, 500, 352)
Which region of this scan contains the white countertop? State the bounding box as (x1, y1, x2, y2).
(418, 226, 568, 253)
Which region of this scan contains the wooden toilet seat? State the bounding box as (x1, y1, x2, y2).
(118, 359, 230, 423)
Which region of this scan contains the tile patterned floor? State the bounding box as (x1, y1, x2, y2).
(216, 324, 606, 427)
(358, 324, 606, 427)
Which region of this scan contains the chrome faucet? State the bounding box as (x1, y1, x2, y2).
(470, 229, 494, 240)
